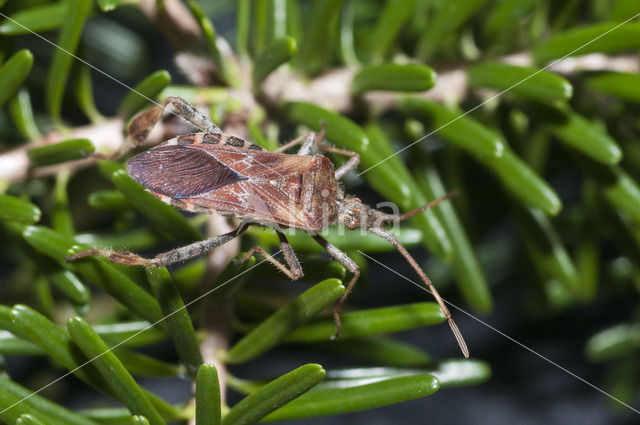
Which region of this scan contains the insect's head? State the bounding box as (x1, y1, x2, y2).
(337, 195, 392, 230)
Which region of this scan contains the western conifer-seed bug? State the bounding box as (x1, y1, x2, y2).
(68, 97, 469, 358)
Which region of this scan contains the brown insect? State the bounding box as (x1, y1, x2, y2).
(68, 97, 468, 358)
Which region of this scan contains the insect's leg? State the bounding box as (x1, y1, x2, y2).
(67, 226, 247, 268)
(314, 137, 360, 180)
(105, 97, 221, 159)
(128, 96, 221, 145)
(162, 96, 222, 133)
(272, 132, 316, 155)
(295, 132, 317, 156)
(311, 233, 360, 339)
(366, 226, 469, 358)
(236, 229, 304, 280)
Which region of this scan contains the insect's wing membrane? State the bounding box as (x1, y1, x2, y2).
(127, 145, 247, 198)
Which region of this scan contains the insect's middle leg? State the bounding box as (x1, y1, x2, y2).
(237, 229, 303, 280)
(273, 132, 316, 155)
(316, 142, 360, 180)
(67, 226, 247, 268)
(273, 124, 328, 156)
(284, 128, 361, 179)
(311, 233, 360, 339)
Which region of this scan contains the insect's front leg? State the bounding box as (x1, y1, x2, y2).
(236, 229, 304, 280)
(311, 233, 360, 339)
(67, 226, 246, 268)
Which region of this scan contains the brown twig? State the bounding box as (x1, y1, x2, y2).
(260, 52, 640, 113)
(1, 119, 127, 183)
(2, 53, 638, 184)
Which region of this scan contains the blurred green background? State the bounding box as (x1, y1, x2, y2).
(0, 1, 640, 424)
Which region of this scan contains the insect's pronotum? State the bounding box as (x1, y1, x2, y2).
(68, 97, 469, 358)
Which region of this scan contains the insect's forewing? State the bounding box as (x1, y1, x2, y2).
(128, 145, 247, 198)
(127, 144, 324, 229)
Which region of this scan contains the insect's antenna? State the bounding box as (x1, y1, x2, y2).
(366, 226, 469, 358)
(385, 191, 458, 223)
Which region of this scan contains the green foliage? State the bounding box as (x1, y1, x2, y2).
(117, 71, 172, 120)
(1, 0, 639, 423)
(263, 373, 439, 421)
(0, 50, 33, 107)
(196, 364, 221, 425)
(27, 139, 95, 167)
(0, 4, 69, 35)
(252, 37, 297, 87)
(467, 62, 573, 104)
(45, 0, 92, 127)
(223, 364, 325, 425)
(146, 267, 202, 377)
(222, 279, 345, 364)
(532, 22, 640, 63)
(351, 64, 437, 94)
(399, 97, 562, 215)
(0, 195, 41, 224)
(66, 316, 166, 425)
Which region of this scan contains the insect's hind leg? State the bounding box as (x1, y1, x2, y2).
(311, 233, 360, 339)
(102, 96, 223, 159)
(236, 229, 304, 280)
(129, 96, 221, 143)
(67, 226, 247, 268)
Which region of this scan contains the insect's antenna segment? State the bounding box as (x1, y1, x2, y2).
(392, 190, 458, 223)
(367, 226, 469, 358)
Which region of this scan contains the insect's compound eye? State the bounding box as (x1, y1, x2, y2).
(347, 216, 359, 229)
(338, 205, 361, 229)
